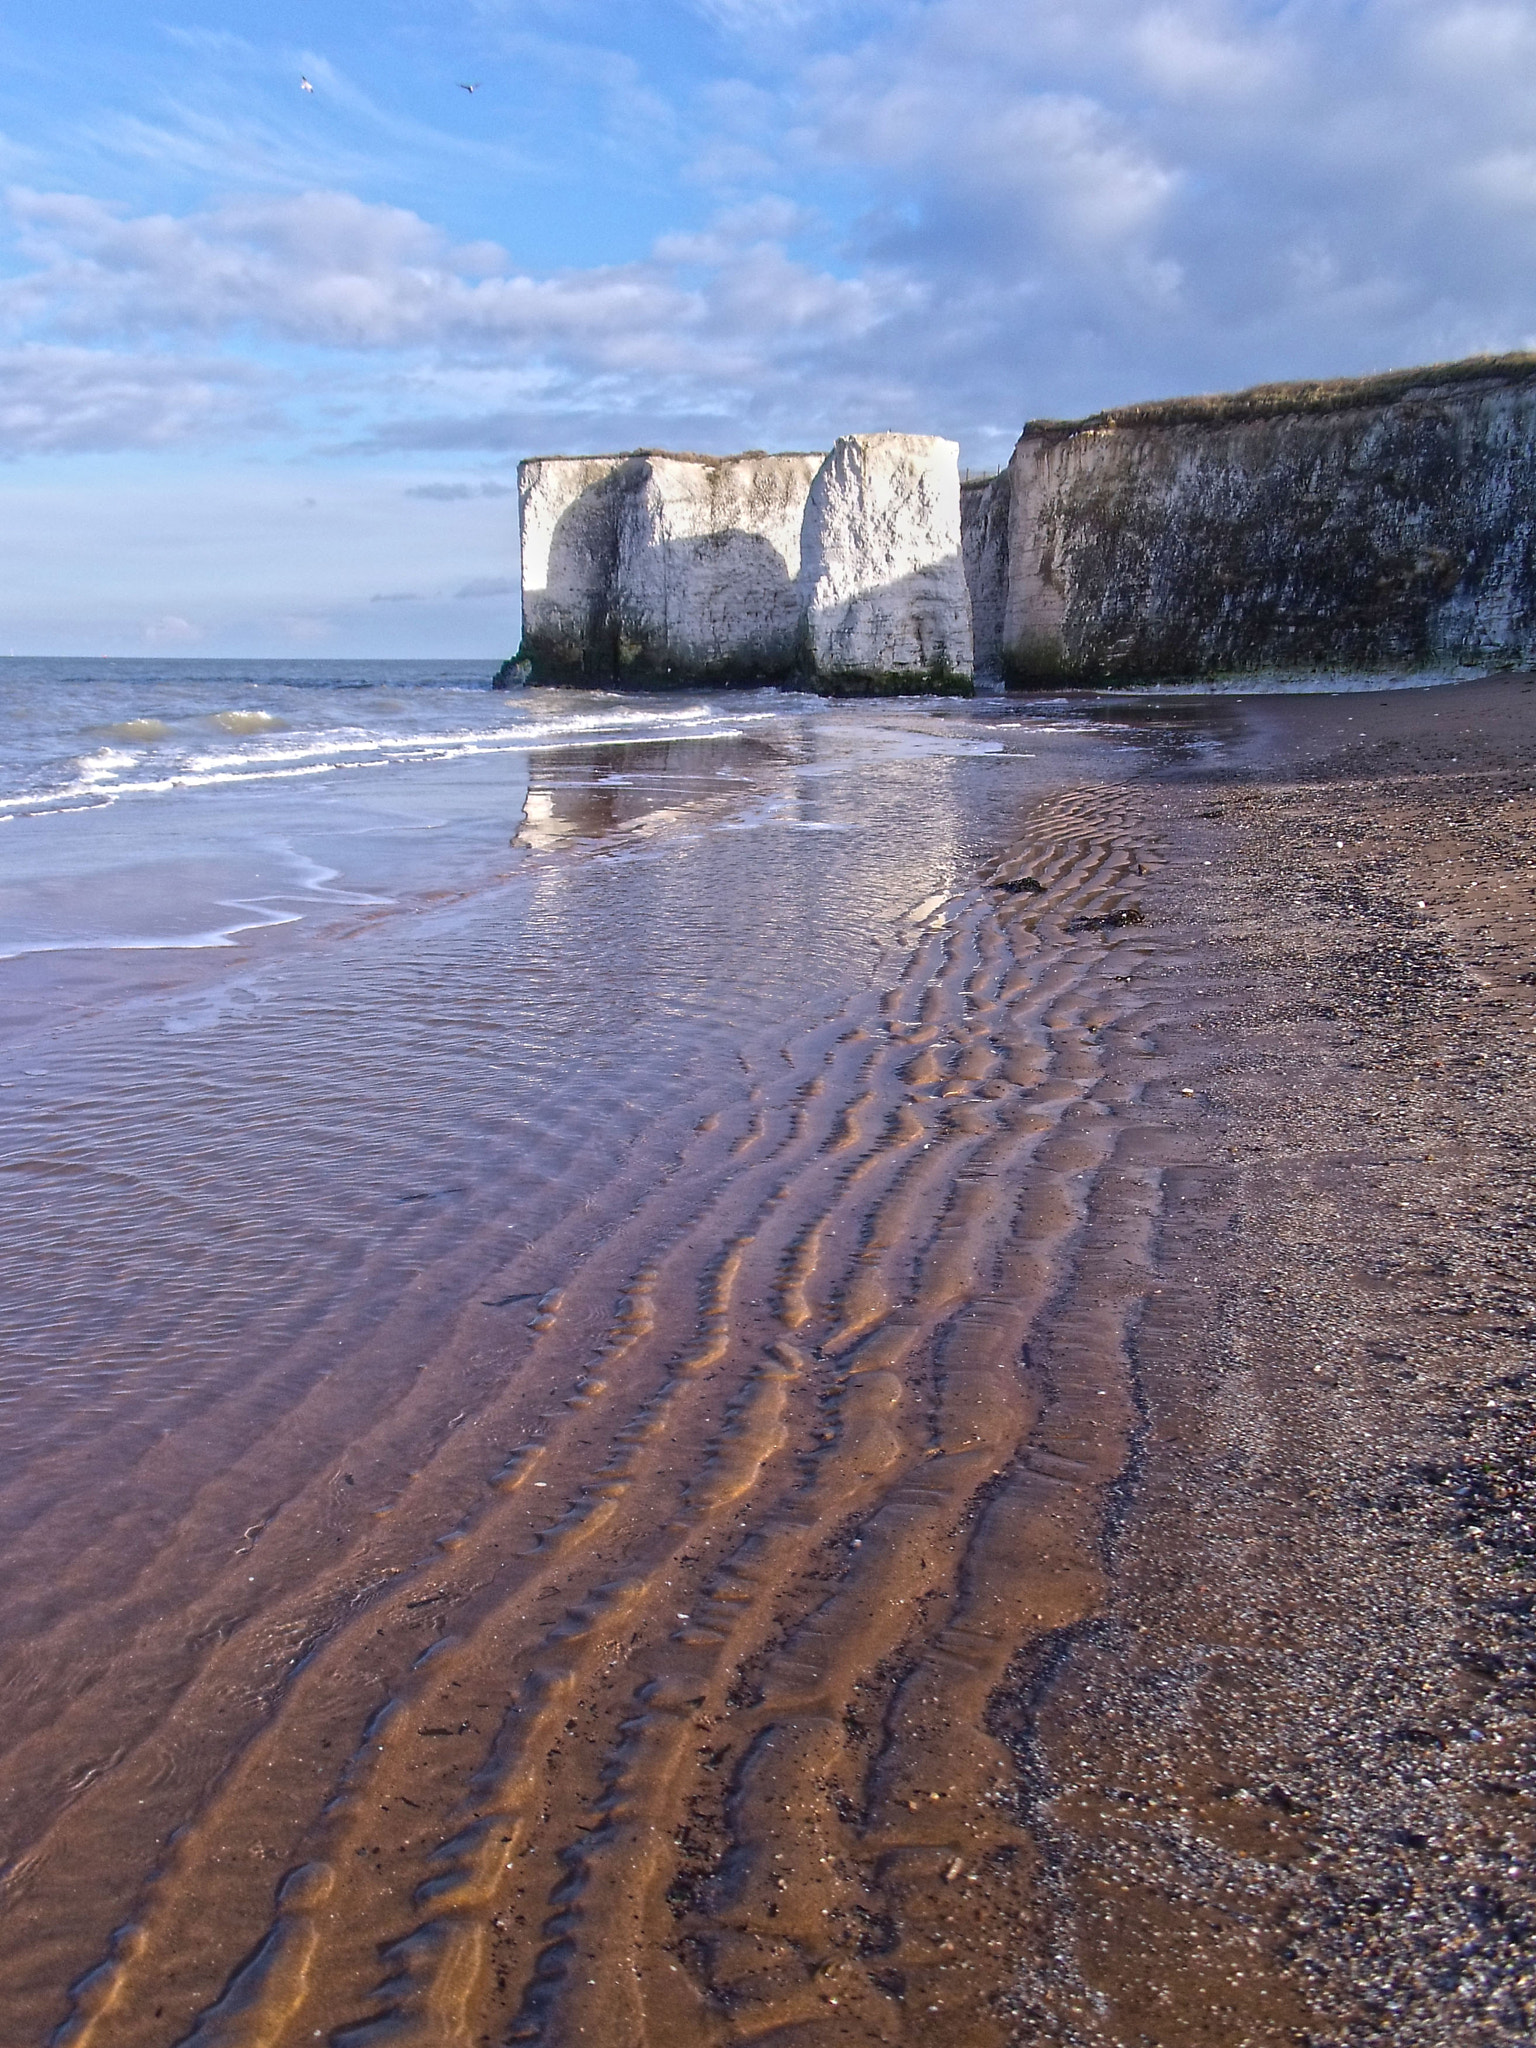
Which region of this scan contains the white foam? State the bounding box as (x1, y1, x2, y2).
(182, 703, 725, 774)
(76, 746, 140, 783)
(0, 708, 764, 823)
(0, 901, 302, 962)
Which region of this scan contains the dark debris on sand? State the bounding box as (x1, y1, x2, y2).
(1000, 680, 1536, 2047)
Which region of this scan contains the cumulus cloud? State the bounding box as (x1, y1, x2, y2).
(142, 613, 201, 645)
(0, 181, 920, 454)
(787, 0, 1536, 411)
(0, 182, 904, 415)
(7, 0, 1536, 469)
(1, 187, 692, 355)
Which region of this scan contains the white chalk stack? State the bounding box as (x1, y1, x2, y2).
(799, 434, 973, 688)
(616, 452, 822, 681)
(517, 435, 974, 693)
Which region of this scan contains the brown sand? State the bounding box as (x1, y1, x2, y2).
(2, 686, 1532, 2045)
(1023, 677, 1536, 2046)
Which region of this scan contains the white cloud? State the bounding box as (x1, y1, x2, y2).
(0, 343, 264, 453)
(142, 612, 200, 645)
(0, 181, 922, 455)
(1462, 145, 1536, 213)
(764, 0, 1536, 422)
(8, 0, 1536, 476)
(455, 576, 518, 598)
(691, 0, 840, 32)
(1126, 3, 1288, 100)
(2, 187, 698, 356)
(274, 612, 336, 644)
(404, 479, 517, 499)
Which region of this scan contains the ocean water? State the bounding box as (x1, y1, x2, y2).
(0, 656, 1218, 2043)
(0, 657, 779, 962)
(2, 654, 1192, 1415)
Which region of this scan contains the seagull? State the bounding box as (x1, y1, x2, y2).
(458, 81, 481, 93)
(300, 75, 314, 91)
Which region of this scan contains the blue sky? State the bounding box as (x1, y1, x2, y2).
(3, 0, 1536, 654)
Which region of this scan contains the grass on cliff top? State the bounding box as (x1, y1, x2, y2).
(520, 447, 827, 467)
(1024, 350, 1536, 437)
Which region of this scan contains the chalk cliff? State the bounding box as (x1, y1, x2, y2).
(515, 354, 1536, 694)
(517, 436, 973, 693)
(960, 471, 1010, 685)
(799, 434, 973, 692)
(518, 450, 823, 686)
(998, 354, 1536, 683)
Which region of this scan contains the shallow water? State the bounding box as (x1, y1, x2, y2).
(0, 658, 776, 965)
(0, 664, 1214, 2045)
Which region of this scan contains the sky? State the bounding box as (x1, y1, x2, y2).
(3, 0, 1536, 655)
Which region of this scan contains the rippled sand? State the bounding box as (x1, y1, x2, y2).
(0, 704, 1204, 2045)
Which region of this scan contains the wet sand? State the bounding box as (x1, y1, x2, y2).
(2, 687, 1532, 2045)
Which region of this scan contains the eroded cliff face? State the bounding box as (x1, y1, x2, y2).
(517, 455, 632, 685)
(1000, 359, 1536, 683)
(960, 471, 1010, 685)
(517, 354, 1536, 694)
(518, 436, 973, 692)
(799, 434, 973, 692)
(519, 451, 823, 686)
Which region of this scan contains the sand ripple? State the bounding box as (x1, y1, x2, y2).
(0, 744, 1180, 2046)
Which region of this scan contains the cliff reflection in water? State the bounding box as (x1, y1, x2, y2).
(510, 716, 981, 966)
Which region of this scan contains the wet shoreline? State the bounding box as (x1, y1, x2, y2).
(1, 700, 1156, 2043)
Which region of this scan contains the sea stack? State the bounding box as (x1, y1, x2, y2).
(798, 433, 973, 694)
(515, 434, 974, 693)
(517, 449, 824, 687)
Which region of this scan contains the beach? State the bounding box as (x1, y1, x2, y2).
(0, 668, 1530, 2045)
(1027, 680, 1536, 2045)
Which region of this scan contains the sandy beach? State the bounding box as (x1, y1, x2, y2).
(0, 678, 1530, 2045)
(1024, 678, 1536, 2046)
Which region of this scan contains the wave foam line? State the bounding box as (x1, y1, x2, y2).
(0, 724, 756, 820)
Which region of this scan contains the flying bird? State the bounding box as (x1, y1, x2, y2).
(300, 75, 314, 91)
(458, 81, 481, 93)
